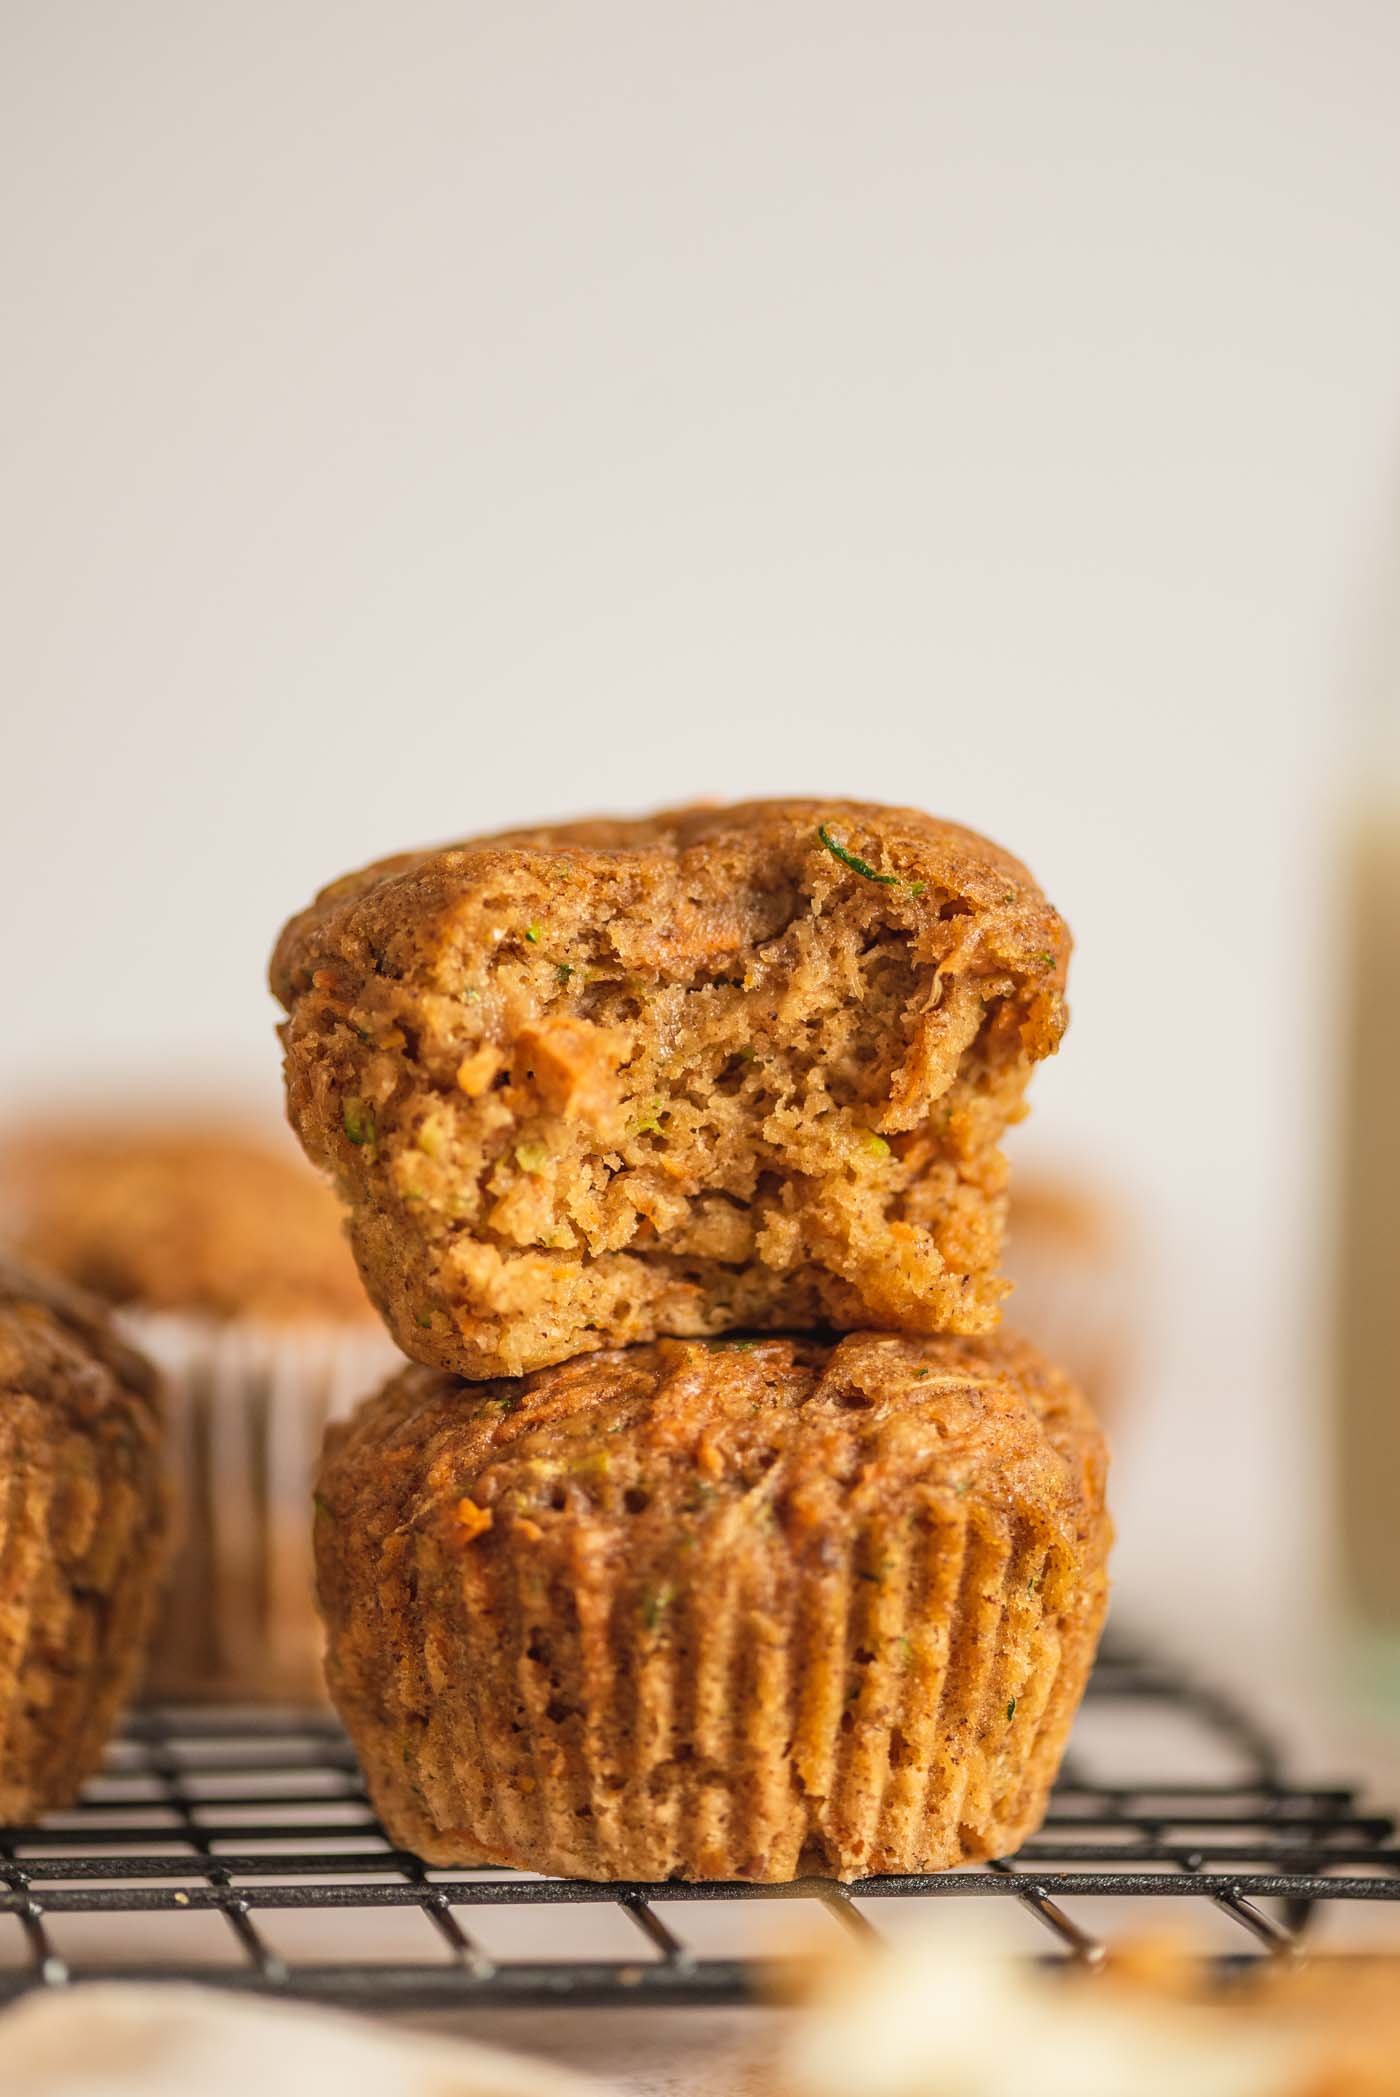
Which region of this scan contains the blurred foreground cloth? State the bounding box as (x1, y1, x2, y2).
(0, 1985, 600, 2097)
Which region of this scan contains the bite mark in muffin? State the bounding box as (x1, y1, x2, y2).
(273, 800, 1069, 1377)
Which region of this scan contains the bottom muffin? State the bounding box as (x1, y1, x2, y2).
(317, 1331, 1110, 1881)
(0, 1260, 172, 1822)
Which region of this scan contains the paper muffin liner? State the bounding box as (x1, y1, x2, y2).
(358, 1489, 1107, 1881)
(119, 1312, 401, 1705)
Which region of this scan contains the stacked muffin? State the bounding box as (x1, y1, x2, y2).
(275, 800, 1112, 1881)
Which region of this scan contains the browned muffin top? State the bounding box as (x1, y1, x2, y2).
(0, 1122, 376, 1325)
(321, 1329, 1106, 1559)
(275, 800, 1070, 1377)
(274, 799, 1068, 1010)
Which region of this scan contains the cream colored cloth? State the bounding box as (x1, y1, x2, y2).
(1, 1985, 602, 2097)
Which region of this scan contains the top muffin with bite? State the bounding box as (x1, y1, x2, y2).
(271, 799, 1069, 1378)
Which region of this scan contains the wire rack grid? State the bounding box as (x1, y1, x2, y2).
(1, 1634, 1397, 2010)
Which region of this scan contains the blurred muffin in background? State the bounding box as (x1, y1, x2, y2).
(0, 1123, 372, 1325)
(0, 1117, 399, 1705)
(1003, 1171, 1141, 1429)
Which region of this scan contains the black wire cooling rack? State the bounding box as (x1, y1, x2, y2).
(2, 1633, 1397, 2010)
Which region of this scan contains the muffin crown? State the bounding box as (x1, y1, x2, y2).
(273, 799, 1069, 1032)
(322, 1330, 1105, 1557)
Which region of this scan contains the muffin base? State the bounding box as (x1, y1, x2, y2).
(328, 1395, 1107, 1880)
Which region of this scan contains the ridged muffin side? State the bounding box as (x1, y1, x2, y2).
(316, 1332, 1110, 1881)
(0, 1260, 172, 1821)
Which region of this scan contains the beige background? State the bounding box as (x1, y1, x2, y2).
(4, 1, 1400, 1660)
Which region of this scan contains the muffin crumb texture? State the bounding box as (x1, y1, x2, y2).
(316, 1330, 1110, 1881)
(273, 800, 1070, 1376)
(0, 1259, 172, 1821)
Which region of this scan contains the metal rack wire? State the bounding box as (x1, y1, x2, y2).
(2, 1633, 1397, 2009)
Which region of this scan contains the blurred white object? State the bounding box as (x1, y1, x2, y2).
(0, 1984, 599, 2097)
(779, 1931, 1290, 2097)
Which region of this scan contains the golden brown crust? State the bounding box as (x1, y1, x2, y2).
(273, 800, 1070, 1377)
(0, 1259, 172, 1820)
(316, 1329, 1109, 1880)
(0, 1122, 376, 1325)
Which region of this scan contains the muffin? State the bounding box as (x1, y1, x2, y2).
(0, 1257, 171, 1821)
(272, 799, 1070, 1379)
(316, 1330, 1110, 1881)
(1003, 1172, 1140, 1426)
(0, 1119, 399, 1703)
(0, 1122, 374, 1323)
